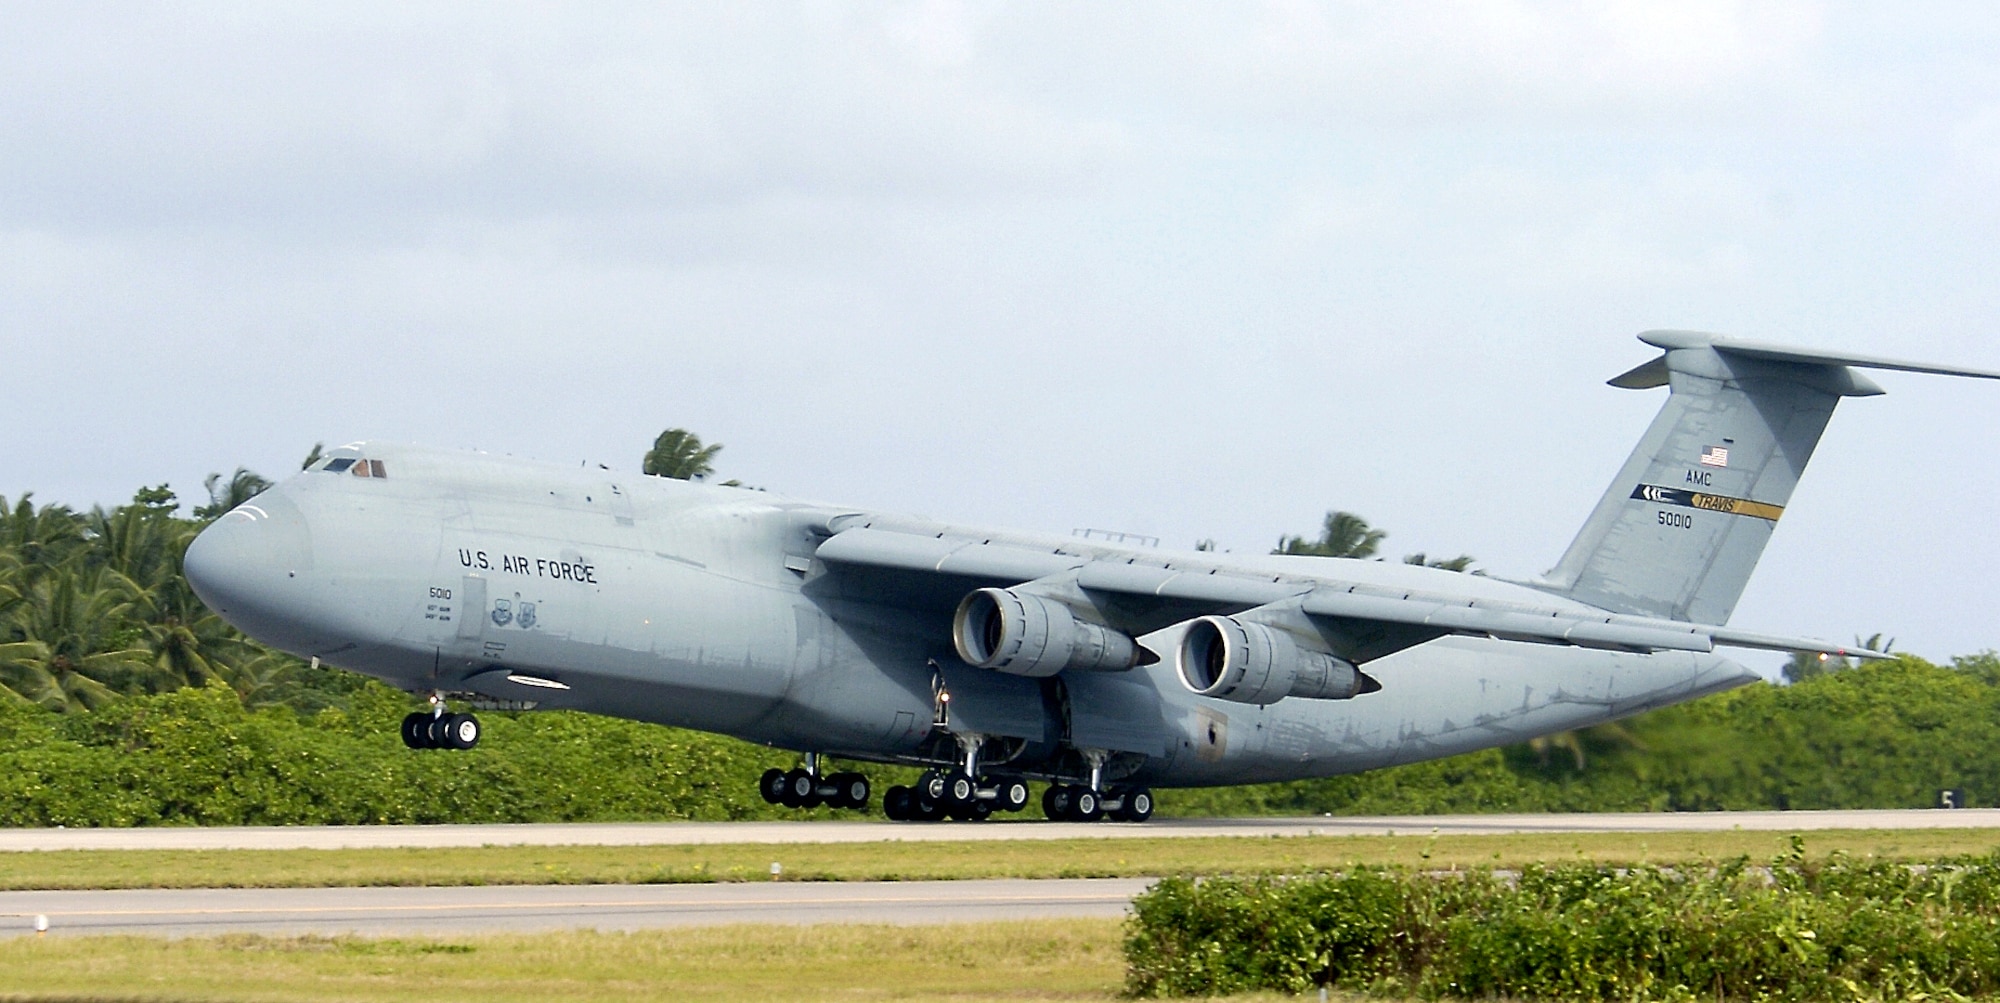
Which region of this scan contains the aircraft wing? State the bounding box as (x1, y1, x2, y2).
(812, 524, 1882, 664)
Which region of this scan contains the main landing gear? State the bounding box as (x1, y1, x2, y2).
(401, 695, 480, 750)
(881, 769, 1033, 821)
(1044, 783, 1152, 822)
(759, 753, 872, 811)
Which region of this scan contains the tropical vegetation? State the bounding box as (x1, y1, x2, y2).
(2, 451, 1997, 826)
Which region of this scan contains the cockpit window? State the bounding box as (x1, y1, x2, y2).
(320, 457, 387, 478)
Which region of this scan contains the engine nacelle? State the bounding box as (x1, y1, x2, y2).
(953, 588, 1140, 678)
(1177, 615, 1365, 704)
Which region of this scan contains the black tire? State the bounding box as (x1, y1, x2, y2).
(444, 713, 480, 750)
(994, 777, 1030, 811)
(400, 712, 427, 750)
(835, 773, 870, 810)
(884, 785, 912, 821)
(1044, 784, 1074, 821)
(922, 770, 947, 801)
(782, 768, 818, 809)
(944, 770, 976, 807)
(1123, 788, 1154, 822)
(1074, 788, 1103, 822)
(759, 768, 788, 804)
(911, 790, 944, 821)
(424, 714, 452, 749)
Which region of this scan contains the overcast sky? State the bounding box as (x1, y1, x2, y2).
(5, 3, 1997, 671)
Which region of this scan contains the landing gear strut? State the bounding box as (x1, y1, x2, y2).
(884, 735, 1034, 822)
(758, 752, 872, 812)
(401, 694, 479, 750)
(1041, 753, 1150, 822)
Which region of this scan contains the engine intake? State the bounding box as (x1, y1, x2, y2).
(953, 588, 1140, 677)
(1177, 615, 1367, 704)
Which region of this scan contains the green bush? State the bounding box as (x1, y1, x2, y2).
(1126, 848, 2000, 1000)
(7, 651, 2000, 828)
(0, 680, 875, 826)
(1161, 652, 2000, 817)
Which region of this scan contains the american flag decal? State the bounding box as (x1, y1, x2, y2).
(1700, 445, 1729, 468)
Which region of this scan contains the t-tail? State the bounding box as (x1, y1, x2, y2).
(1536, 331, 1999, 625)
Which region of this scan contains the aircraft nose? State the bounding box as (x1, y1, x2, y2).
(183, 489, 318, 647)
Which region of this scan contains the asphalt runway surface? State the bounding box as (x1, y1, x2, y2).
(5, 809, 2000, 851)
(0, 878, 1151, 938)
(4, 811, 1998, 938)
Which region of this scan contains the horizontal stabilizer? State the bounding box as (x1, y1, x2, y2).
(1609, 330, 2000, 389)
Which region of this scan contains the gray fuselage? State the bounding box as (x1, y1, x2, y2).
(184, 442, 1756, 789)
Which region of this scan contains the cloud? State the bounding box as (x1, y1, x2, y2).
(0, 5, 1129, 236)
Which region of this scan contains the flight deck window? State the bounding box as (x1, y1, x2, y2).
(322, 457, 386, 478)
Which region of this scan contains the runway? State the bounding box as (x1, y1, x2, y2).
(0, 878, 1150, 937)
(3, 809, 1999, 852)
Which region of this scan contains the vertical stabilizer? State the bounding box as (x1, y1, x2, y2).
(1539, 331, 1998, 624)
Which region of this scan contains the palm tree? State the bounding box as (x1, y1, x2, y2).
(643, 429, 722, 480)
(0, 570, 155, 710)
(0, 494, 85, 583)
(1275, 511, 1386, 558)
(194, 468, 273, 520)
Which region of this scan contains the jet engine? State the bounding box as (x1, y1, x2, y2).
(952, 588, 1140, 677)
(1177, 615, 1366, 704)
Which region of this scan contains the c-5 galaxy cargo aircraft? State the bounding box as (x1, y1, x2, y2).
(185, 332, 1996, 822)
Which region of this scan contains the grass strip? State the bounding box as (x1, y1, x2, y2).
(0, 828, 1997, 890)
(0, 920, 1165, 1003)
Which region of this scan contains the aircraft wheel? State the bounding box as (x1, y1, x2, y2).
(943, 769, 977, 807)
(911, 789, 945, 821)
(400, 712, 428, 750)
(884, 785, 912, 821)
(921, 770, 947, 802)
(1124, 788, 1154, 822)
(1043, 784, 1074, 821)
(833, 772, 870, 810)
(1073, 788, 1103, 822)
(759, 768, 788, 805)
(781, 768, 819, 809)
(993, 777, 1030, 812)
(1113, 788, 1154, 822)
(444, 713, 481, 750)
(424, 714, 453, 749)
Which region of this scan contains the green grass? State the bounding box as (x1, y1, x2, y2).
(4, 828, 1998, 890)
(0, 921, 1320, 1003)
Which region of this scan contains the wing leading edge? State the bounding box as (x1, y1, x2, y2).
(812, 524, 1883, 665)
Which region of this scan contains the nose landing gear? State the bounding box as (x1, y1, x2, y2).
(401, 695, 480, 750)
